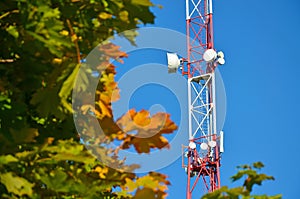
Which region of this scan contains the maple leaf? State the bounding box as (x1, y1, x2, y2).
(116, 109, 178, 153)
(0, 0, 172, 198)
(120, 172, 170, 199)
(98, 43, 128, 61)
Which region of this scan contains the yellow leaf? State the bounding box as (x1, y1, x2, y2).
(116, 132, 126, 140)
(71, 34, 78, 42)
(99, 12, 112, 19)
(119, 10, 129, 22)
(80, 104, 101, 116)
(59, 30, 69, 36)
(100, 73, 116, 88)
(94, 166, 108, 179)
(96, 100, 112, 118)
(52, 58, 62, 64)
(125, 178, 137, 192)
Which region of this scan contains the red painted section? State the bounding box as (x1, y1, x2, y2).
(183, 1, 221, 198)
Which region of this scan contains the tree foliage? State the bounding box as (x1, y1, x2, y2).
(0, 0, 177, 198)
(202, 162, 282, 199)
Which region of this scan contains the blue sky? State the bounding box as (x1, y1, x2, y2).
(112, 0, 300, 198)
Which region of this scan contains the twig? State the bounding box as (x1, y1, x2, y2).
(0, 59, 14, 63)
(66, 19, 81, 64)
(0, 10, 19, 20)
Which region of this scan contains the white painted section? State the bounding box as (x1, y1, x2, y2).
(220, 130, 224, 153)
(186, 0, 190, 20)
(188, 78, 193, 139)
(209, 0, 213, 14)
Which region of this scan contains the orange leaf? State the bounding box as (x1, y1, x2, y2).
(98, 117, 122, 139)
(116, 109, 137, 133)
(99, 43, 128, 60)
(133, 110, 151, 127)
(134, 188, 156, 199)
(116, 110, 177, 153)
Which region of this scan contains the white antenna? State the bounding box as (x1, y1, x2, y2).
(189, 141, 197, 149)
(208, 140, 217, 148)
(200, 142, 208, 150)
(220, 131, 224, 153)
(203, 49, 217, 62)
(166, 53, 181, 73)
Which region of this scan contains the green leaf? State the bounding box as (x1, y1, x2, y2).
(6, 25, 19, 38)
(253, 162, 264, 169)
(0, 0, 167, 198)
(59, 63, 81, 113)
(39, 153, 95, 165)
(30, 87, 65, 119)
(40, 7, 60, 19)
(72, 64, 90, 93)
(119, 30, 139, 46)
(131, 0, 153, 6)
(9, 128, 39, 144)
(15, 151, 36, 159)
(39, 169, 69, 192)
(227, 187, 244, 198)
(0, 154, 18, 165)
(0, 172, 34, 197)
(134, 188, 156, 199)
(0, 94, 9, 102)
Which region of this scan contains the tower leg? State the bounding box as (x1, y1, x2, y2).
(186, 154, 191, 199)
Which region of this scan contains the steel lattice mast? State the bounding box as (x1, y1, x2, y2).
(181, 0, 224, 198)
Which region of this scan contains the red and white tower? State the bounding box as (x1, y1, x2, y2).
(182, 0, 225, 198)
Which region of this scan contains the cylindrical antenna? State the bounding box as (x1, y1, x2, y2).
(220, 131, 224, 153)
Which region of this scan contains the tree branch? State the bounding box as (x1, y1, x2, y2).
(0, 10, 19, 20)
(66, 19, 81, 64)
(0, 59, 14, 63)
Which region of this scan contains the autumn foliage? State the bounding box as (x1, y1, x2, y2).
(0, 0, 177, 198)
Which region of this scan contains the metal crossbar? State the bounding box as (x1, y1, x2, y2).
(189, 0, 205, 23)
(188, 74, 215, 140)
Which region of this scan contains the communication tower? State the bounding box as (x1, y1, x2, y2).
(167, 0, 225, 198)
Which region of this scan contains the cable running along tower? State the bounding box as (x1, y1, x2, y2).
(168, 0, 225, 198)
